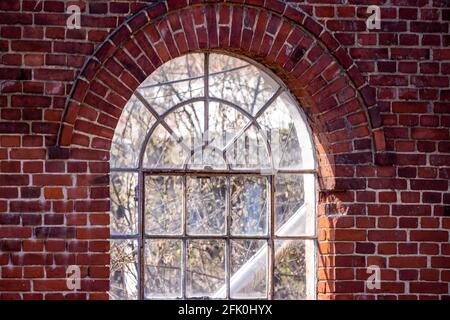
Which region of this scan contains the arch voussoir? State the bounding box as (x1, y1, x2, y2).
(59, 0, 387, 185)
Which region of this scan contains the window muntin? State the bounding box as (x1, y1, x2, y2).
(110, 53, 316, 300)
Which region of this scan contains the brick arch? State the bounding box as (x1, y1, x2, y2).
(58, 0, 386, 191)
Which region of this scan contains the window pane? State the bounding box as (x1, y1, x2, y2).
(164, 101, 205, 151)
(144, 239, 181, 299)
(225, 125, 271, 170)
(187, 239, 225, 298)
(231, 176, 268, 236)
(111, 97, 155, 168)
(274, 240, 309, 300)
(145, 175, 183, 235)
(109, 53, 317, 301)
(208, 101, 248, 150)
(110, 239, 138, 300)
(275, 174, 315, 236)
(209, 54, 279, 116)
(110, 172, 138, 235)
(231, 240, 267, 299)
(187, 147, 227, 170)
(258, 92, 309, 169)
(143, 124, 188, 169)
(187, 177, 226, 235)
(137, 53, 205, 115)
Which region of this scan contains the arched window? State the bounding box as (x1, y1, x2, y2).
(109, 53, 316, 300)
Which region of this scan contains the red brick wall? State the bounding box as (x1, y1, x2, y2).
(0, 0, 449, 300)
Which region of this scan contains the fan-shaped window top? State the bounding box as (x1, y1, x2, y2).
(111, 53, 314, 172)
(109, 53, 316, 300)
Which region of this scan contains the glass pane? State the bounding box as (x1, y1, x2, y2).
(258, 92, 311, 169)
(231, 240, 267, 299)
(225, 125, 271, 170)
(164, 101, 205, 151)
(111, 97, 155, 168)
(187, 177, 226, 235)
(209, 53, 279, 115)
(274, 240, 309, 300)
(143, 124, 188, 168)
(187, 239, 225, 298)
(187, 147, 227, 170)
(110, 239, 138, 300)
(110, 172, 138, 235)
(275, 174, 315, 236)
(144, 239, 181, 299)
(145, 175, 183, 235)
(208, 101, 248, 149)
(231, 176, 268, 235)
(137, 53, 204, 115)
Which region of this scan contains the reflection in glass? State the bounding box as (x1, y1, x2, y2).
(110, 239, 138, 300)
(208, 101, 247, 149)
(275, 174, 305, 235)
(111, 98, 155, 168)
(164, 101, 204, 150)
(143, 124, 188, 168)
(225, 125, 270, 170)
(137, 53, 204, 115)
(274, 240, 307, 300)
(257, 93, 304, 169)
(209, 53, 279, 115)
(110, 53, 316, 301)
(145, 240, 181, 298)
(110, 172, 138, 235)
(187, 177, 226, 235)
(231, 240, 267, 298)
(145, 175, 183, 235)
(187, 147, 227, 170)
(187, 240, 225, 297)
(231, 176, 267, 235)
